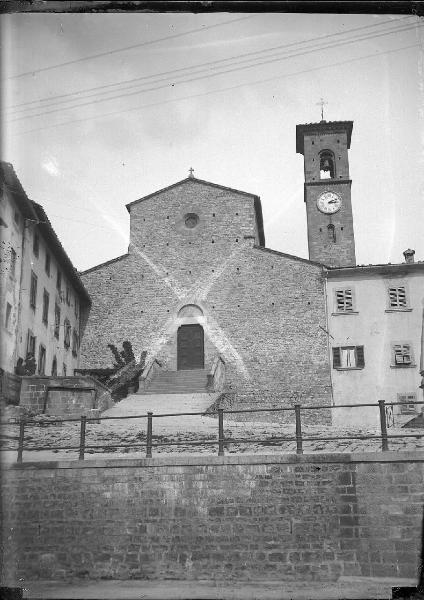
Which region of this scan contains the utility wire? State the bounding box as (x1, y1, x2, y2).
(7, 22, 421, 124)
(11, 42, 418, 138)
(4, 16, 255, 80)
(6, 16, 414, 111)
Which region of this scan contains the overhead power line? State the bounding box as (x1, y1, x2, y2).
(7, 22, 422, 124)
(11, 43, 418, 138)
(6, 16, 414, 112)
(4, 15, 255, 80)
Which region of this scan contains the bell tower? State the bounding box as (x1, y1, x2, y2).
(296, 120, 356, 267)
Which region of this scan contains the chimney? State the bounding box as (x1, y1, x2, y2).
(403, 248, 415, 264)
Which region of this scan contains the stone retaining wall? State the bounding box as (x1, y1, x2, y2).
(1, 453, 423, 584)
(19, 376, 114, 416)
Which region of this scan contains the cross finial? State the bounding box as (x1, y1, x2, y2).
(316, 97, 328, 121)
(188, 167, 194, 178)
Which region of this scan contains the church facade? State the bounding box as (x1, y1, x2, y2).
(79, 119, 423, 424)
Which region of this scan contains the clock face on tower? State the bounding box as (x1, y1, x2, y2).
(316, 191, 342, 214)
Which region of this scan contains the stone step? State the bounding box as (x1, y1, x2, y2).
(140, 369, 209, 395)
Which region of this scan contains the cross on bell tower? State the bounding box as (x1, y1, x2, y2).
(316, 97, 328, 121)
(188, 167, 194, 178)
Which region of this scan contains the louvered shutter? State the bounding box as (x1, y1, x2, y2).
(356, 346, 365, 368)
(332, 347, 341, 368)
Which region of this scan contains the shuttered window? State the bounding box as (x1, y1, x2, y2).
(332, 346, 364, 369)
(30, 271, 37, 308)
(393, 343, 413, 366)
(388, 286, 407, 309)
(398, 393, 417, 414)
(335, 289, 354, 312)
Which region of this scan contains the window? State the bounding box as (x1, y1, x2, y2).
(66, 283, 70, 305)
(30, 271, 37, 309)
(334, 289, 354, 313)
(14, 210, 20, 225)
(38, 344, 46, 375)
(51, 356, 57, 377)
(327, 224, 336, 243)
(333, 346, 364, 369)
(319, 150, 335, 179)
(10, 248, 16, 277)
(45, 252, 51, 276)
(42, 290, 49, 325)
(26, 330, 36, 357)
(54, 303, 60, 339)
(33, 232, 39, 257)
(398, 393, 417, 414)
(74, 297, 79, 319)
(5, 302, 12, 329)
(388, 285, 408, 309)
(56, 269, 62, 292)
(64, 318, 71, 349)
(392, 343, 414, 367)
(72, 328, 79, 357)
(63, 363, 67, 376)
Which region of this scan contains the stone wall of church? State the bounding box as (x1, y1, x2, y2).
(80, 180, 332, 421)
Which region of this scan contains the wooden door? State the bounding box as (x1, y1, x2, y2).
(177, 324, 204, 370)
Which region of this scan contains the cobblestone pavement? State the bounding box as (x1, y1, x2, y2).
(1, 406, 424, 463)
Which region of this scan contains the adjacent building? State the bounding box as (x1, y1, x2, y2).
(0, 161, 91, 380)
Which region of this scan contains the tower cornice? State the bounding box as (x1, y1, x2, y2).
(296, 121, 353, 154)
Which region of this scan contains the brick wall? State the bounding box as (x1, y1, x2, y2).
(2, 453, 423, 583)
(80, 179, 332, 423)
(19, 376, 113, 416)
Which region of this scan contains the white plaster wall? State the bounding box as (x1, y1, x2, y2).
(16, 226, 82, 376)
(327, 269, 424, 427)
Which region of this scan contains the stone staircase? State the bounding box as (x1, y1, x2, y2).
(139, 369, 209, 395)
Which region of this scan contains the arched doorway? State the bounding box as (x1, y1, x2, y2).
(177, 324, 204, 370)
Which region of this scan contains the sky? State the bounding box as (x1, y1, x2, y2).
(1, 11, 423, 271)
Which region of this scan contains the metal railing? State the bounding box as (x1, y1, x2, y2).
(6, 399, 424, 464)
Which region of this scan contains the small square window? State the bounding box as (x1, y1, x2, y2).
(398, 393, 417, 414)
(33, 232, 39, 258)
(392, 343, 414, 367)
(333, 346, 364, 369)
(388, 285, 408, 309)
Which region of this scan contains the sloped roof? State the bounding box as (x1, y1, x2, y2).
(126, 176, 265, 246)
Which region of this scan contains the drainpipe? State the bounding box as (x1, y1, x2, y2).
(322, 267, 335, 407)
(420, 304, 424, 400)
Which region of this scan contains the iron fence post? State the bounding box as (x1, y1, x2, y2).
(146, 412, 153, 458)
(79, 416, 87, 460)
(218, 409, 225, 456)
(295, 404, 303, 455)
(378, 400, 389, 451)
(17, 419, 25, 464)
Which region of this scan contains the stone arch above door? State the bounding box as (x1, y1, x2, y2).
(177, 304, 204, 318)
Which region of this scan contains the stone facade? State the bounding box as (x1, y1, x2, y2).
(80, 178, 333, 421)
(2, 453, 422, 582)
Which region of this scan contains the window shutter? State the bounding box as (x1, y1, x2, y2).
(332, 347, 341, 368)
(356, 346, 365, 368)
